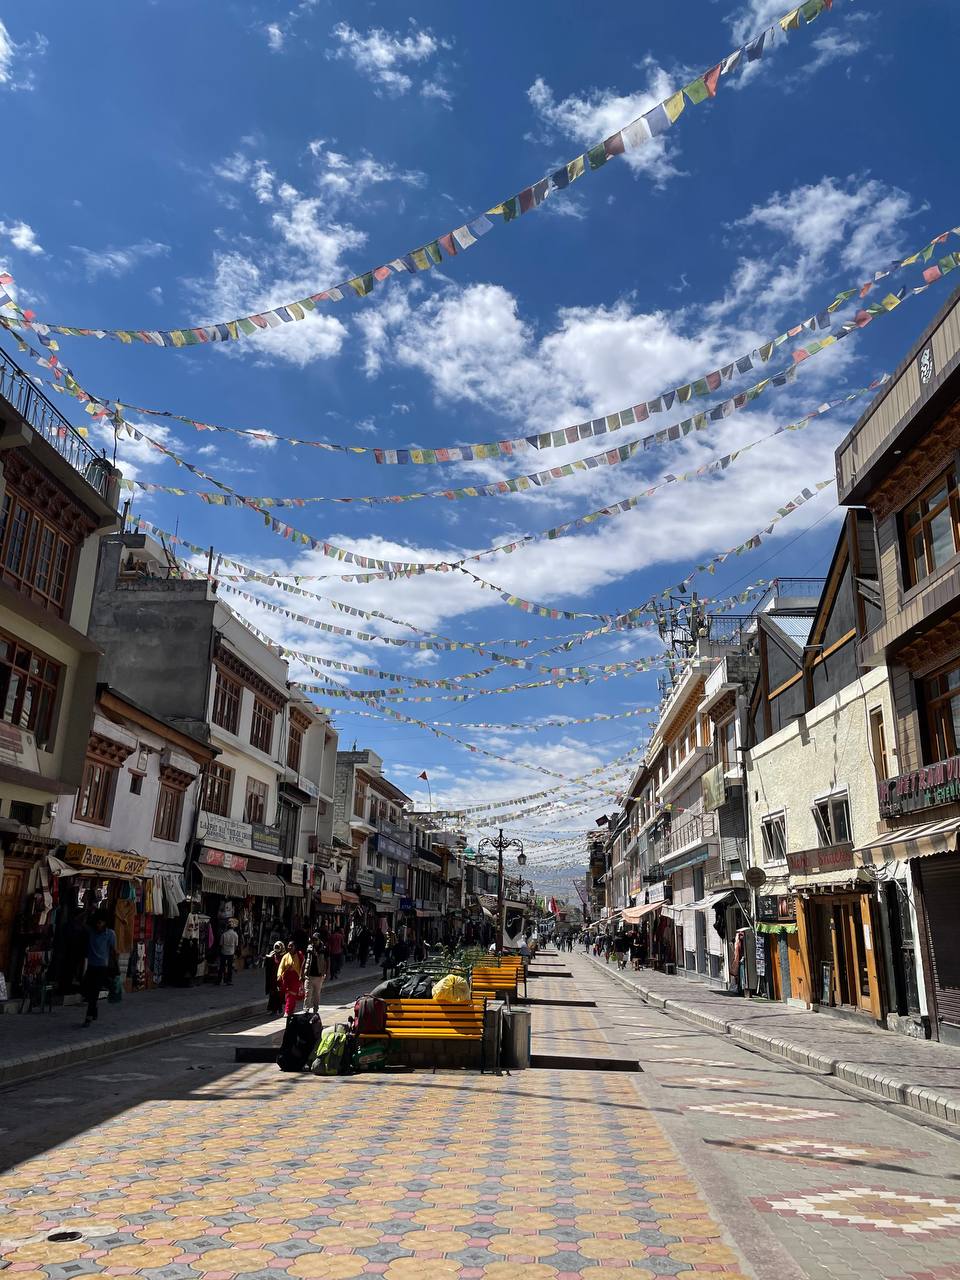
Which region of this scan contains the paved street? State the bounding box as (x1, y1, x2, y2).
(2, 951, 960, 1280)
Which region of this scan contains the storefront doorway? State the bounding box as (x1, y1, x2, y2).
(801, 891, 881, 1018)
(914, 850, 960, 1045)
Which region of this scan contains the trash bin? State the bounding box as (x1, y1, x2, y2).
(500, 1007, 531, 1069)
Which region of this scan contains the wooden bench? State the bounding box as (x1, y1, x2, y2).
(471, 961, 525, 1000)
(362, 997, 488, 1072)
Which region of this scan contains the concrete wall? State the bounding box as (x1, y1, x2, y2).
(746, 665, 893, 863)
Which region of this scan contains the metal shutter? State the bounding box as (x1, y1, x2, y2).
(921, 852, 960, 1030)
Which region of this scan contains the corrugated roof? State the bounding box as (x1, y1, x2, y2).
(768, 613, 816, 648)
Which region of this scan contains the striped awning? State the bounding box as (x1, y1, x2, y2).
(855, 816, 960, 868)
(284, 881, 304, 898)
(197, 865, 247, 897)
(242, 871, 284, 898)
(622, 903, 661, 924)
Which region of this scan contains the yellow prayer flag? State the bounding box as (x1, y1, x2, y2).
(664, 92, 685, 123)
(567, 155, 585, 183)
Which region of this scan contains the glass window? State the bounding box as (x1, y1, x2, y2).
(153, 783, 184, 842)
(869, 707, 889, 779)
(812, 793, 852, 846)
(0, 493, 74, 616)
(718, 717, 737, 769)
(75, 757, 116, 826)
(925, 658, 960, 759)
(760, 813, 786, 864)
(902, 468, 960, 587)
(287, 723, 303, 772)
(0, 632, 62, 748)
(201, 762, 234, 817)
(245, 777, 269, 825)
(212, 669, 241, 734)
(250, 698, 274, 754)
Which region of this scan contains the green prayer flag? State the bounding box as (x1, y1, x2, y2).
(425, 241, 442, 265)
(684, 77, 710, 105)
(587, 143, 608, 170)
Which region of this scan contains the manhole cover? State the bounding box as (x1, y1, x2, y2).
(47, 1231, 83, 1243)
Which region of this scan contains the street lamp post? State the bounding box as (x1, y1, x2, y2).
(477, 828, 524, 957)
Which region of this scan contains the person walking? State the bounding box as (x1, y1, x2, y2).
(218, 919, 239, 985)
(327, 924, 345, 979)
(264, 940, 284, 1015)
(303, 933, 328, 1014)
(381, 929, 397, 980)
(277, 940, 304, 1017)
(355, 925, 370, 969)
(372, 927, 385, 967)
(81, 914, 118, 1026)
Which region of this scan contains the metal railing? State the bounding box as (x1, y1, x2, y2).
(770, 577, 827, 597)
(666, 811, 718, 858)
(0, 344, 111, 498)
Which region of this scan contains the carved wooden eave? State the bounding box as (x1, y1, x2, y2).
(867, 405, 960, 523)
(159, 763, 197, 791)
(1, 450, 98, 542)
(896, 610, 960, 679)
(705, 690, 737, 725)
(87, 731, 136, 767)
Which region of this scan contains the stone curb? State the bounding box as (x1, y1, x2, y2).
(0, 972, 365, 1089)
(586, 954, 960, 1126)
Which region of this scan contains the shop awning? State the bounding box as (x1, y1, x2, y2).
(242, 871, 285, 898)
(678, 889, 735, 912)
(284, 881, 304, 898)
(855, 816, 960, 868)
(198, 865, 247, 896)
(622, 903, 661, 924)
(340, 890, 360, 904)
(320, 891, 342, 906)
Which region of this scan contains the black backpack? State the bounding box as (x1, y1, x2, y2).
(277, 1012, 322, 1072)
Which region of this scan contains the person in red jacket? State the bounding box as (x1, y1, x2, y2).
(277, 940, 304, 1017)
(327, 925, 345, 979)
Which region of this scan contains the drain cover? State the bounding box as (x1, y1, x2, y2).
(47, 1231, 82, 1243)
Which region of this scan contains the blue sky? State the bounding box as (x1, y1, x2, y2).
(2, 0, 957, 891)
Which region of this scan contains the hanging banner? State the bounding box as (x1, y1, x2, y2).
(3, 0, 841, 350)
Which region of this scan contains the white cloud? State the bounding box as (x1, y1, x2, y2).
(805, 29, 864, 75)
(728, 0, 790, 47)
(213, 152, 252, 184)
(0, 219, 43, 255)
(264, 23, 285, 52)
(329, 22, 450, 97)
(0, 19, 46, 91)
(71, 239, 170, 280)
(527, 59, 684, 186)
(308, 145, 425, 201)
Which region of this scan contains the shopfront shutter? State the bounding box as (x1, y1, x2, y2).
(920, 852, 960, 1032)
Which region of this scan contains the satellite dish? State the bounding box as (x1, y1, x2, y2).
(744, 866, 768, 889)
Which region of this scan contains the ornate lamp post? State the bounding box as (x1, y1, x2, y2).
(477, 828, 524, 956)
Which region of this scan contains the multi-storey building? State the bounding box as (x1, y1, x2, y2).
(333, 749, 410, 932)
(85, 531, 331, 955)
(0, 342, 121, 988)
(835, 283, 960, 1043)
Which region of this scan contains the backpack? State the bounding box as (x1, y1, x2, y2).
(353, 1038, 389, 1072)
(311, 1025, 348, 1076)
(370, 977, 403, 999)
(400, 974, 434, 999)
(277, 1012, 322, 1072)
(353, 995, 388, 1035)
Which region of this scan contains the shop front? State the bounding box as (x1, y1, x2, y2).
(789, 843, 883, 1020)
(755, 891, 804, 1003)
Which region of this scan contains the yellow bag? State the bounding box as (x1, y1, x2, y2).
(431, 974, 470, 1003)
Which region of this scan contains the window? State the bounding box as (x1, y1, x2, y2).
(278, 799, 300, 859)
(245, 776, 268, 825)
(718, 717, 737, 770)
(212, 668, 241, 734)
(201, 762, 234, 817)
(0, 491, 74, 616)
(869, 707, 889, 779)
(925, 659, 960, 759)
(287, 722, 303, 772)
(902, 468, 960, 587)
(760, 813, 787, 864)
(129, 773, 143, 795)
(813, 792, 852, 846)
(354, 780, 368, 819)
(0, 631, 62, 749)
(75, 757, 116, 826)
(153, 784, 184, 842)
(250, 697, 274, 753)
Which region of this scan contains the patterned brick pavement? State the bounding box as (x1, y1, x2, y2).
(0, 952, 958, 1280)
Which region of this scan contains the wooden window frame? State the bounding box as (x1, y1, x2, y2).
(924, 657, 960, 759)
(287, 722, 303, 772)
(868, 706, 889, 780)
(901, 466, 960, 588)
(153, 782, 184, 842)
(244, 776, 268, 825)
(760, 812, 787, 865)
(0, 491, 76, 617)
(0, 629, 63, 749)
(201, 761, 234, 818)
(812, 791, 852, 847)
(250, 697, 274, 754)
(74, 756, 117, 826)
(211, 667, 242, 735)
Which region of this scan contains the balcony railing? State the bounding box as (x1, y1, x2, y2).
(0, 344, 112, 498)
(665, 811, 718, 859)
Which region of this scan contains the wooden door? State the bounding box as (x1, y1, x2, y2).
(858, 895, 883, 1020)
(0, 864, 27, 978)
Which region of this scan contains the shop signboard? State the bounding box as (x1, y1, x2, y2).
(786, 844, 855, 878)
(199, 848, 248, 871)
(399, 896, 414, 911)
(756, 894, 797, 924)
(0, 722, 40, 774)
(197, 811, 251, 850)
(251, 823, 281, 855)
(702, 762, 726, 813)
(646, 880, 671, 904)
(65, 844, 148, 878)
(879, 755, 960, 817)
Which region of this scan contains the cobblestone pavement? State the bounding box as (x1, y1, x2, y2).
(1, 952, 959, 1280)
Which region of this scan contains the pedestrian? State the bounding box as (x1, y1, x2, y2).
(264, 940, 284, 1015)
(327, 923, 345, 979)
(81, 913, 118, 1027)
(218, 919, 239, 985)
(630, 932, 643, 971)
(303, 933, 328, 1013)
(372, 928, 385, 966)
(356, 925, 370, 969)
(615, 932, 629, 970)
(519, 936, 530, 959)
(277, 939, 304, 1017)
(381, 929, 397, 980)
